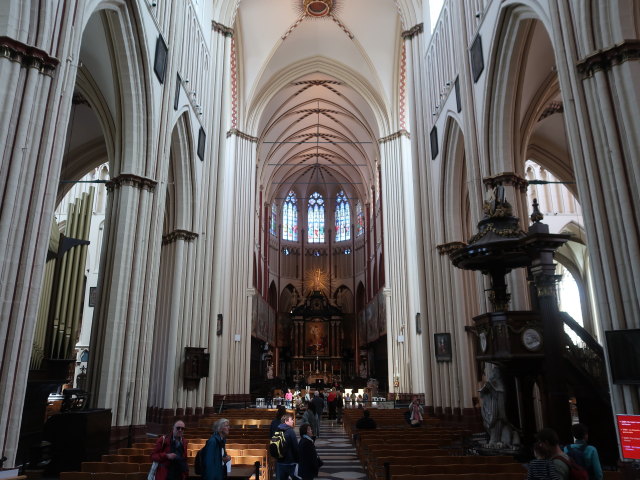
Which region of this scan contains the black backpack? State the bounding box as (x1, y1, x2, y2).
(269, 430, 288, 459)
(194, 444, 207, 475)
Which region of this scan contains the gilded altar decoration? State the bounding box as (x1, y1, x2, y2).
(304, 267, 329, 294)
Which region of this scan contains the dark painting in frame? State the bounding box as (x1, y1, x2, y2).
(153, 35, 168, 83)
(470, 34, 484, 83)
(434, 333, 452, 362)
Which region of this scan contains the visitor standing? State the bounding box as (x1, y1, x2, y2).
(285, 388, 293, 408)
(150, 420, 189, 480)
(202, 418, 231, 480)
(326, 388, 337, 419)
(537, 428, 569, 480)
(302, 401, 319, 439)
(271, 406, 288, 438)
(311, 391, 324, 432)
(298, 424, 322, 480)
(564, 423, 603, 480)
(275, 413, 300, 480)
(335, 389, 344, 424)
(527, 441, 561, 480)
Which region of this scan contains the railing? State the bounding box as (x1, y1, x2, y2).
(561, 312, 607, 387)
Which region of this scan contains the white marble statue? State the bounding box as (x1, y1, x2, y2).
(479, 363, 519, 448)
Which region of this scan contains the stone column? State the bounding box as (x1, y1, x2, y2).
(550, 2, 640, 414)
(203, 21, 234, 405)
(0, 3, 81, 464)
(87, 174, 158, 432)
(210, 129, 257, 394)
(379, 130, 425, 395)
(147, 230, 198, 422)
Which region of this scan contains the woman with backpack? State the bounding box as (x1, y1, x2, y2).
(201, 418, 231, 480)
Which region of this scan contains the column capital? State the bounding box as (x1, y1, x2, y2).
(227, 128, 258, 143)
(161, 229, 199, 245)
(106, 173, 157, 192)
(378, 129, 410, 144)
(577, 39, 640, 78)
(436, 242, 466, 256)
(212, 20, 234, 37)
(0, 36, 59, 76)
(401, 23, 424, 39)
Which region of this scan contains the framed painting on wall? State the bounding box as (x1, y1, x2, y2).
(434, 333, 452, 362)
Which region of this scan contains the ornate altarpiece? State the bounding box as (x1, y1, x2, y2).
(290, 290, 344, 384)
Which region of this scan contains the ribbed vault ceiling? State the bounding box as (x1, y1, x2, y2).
(258, 74, 378, 204)
(239, 0, 401, 205)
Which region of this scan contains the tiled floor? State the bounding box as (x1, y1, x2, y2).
(313, 420, 366, 480)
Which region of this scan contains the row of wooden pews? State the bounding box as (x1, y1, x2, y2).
(60, 409, 291, 480)
(342, 409, 525, 480)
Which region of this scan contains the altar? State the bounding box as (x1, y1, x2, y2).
(306, 373, 330, 384)
(288, 290, 350, 381)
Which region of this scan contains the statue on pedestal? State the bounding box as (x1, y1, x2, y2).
(479, 363, 519, 448)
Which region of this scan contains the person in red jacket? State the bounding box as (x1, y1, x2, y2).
(150, 420, 189, 480)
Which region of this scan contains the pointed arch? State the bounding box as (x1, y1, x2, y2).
(482, 3, 554, 175)
(80, 1, 151, 174)
(334, 285, 354, 314)
(441, 116, 469, 240)
(268, 281, 278, 310)
(167, 113, 196, 232)
(356, 282, 366, 314)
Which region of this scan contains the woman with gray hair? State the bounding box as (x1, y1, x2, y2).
(202, 418, 231, 480)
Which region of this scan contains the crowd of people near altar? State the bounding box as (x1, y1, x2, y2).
(265, 386, 373, 419)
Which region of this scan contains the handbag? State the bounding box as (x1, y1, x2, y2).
(147, 462, 159, 480)
(148, 436, 166, 480)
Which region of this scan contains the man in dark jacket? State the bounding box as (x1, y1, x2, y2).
(311, 391, 324, 435)
(276, 413, 300, 480)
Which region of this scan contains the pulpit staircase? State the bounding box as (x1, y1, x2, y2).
(560, 313, 618, 464)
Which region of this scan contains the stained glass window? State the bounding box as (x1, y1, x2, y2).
(335, 190, 351, 241)
(283, 191, 298, 241)
(308, 192, 325, 243)
(270, 202, 277, 236)
(356, 201, 365, 237)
